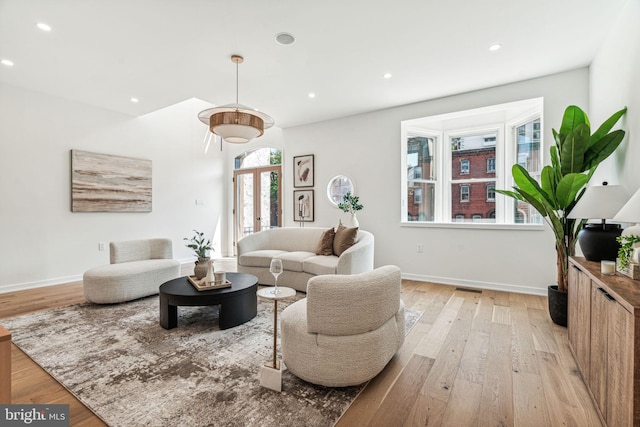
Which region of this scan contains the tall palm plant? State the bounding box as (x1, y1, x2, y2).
(497, 105, 626, 292)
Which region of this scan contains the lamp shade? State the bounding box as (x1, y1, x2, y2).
(567, 184, 629, 220)
(614, 188, 640, 242)
(614, 188, 640, 223)
(198, 103, 274, 144)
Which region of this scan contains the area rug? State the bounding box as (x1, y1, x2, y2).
(3, 293, 422, 427)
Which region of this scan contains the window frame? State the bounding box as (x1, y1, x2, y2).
(400, 98, 544, 229)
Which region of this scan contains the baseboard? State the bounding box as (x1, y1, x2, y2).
(401, 273, 547, 296)
(0, 274, 84, 294)
(0, 260, 197, 295)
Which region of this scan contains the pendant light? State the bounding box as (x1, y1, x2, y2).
(198, 55, 274, 143)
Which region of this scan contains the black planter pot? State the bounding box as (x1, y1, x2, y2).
(548, 285, 568, 327)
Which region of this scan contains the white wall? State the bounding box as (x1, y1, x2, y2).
(590, 0, 640, 192)
(1, 64, 603, 296)
(282, 69, 590, 295)
(0, 83, 230, 292)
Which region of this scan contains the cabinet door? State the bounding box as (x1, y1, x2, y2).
(606, 297, 633, 427)
(590, 286, 609, 417)
(568, 265, 591, 380)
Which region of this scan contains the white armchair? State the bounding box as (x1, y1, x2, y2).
(280, 265, 405, 387)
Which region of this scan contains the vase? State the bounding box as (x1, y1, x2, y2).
(547, 284, 567, 327)
(344, 213, 359, 228)
(194, 257, 211, 279)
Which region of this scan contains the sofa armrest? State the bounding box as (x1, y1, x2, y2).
(336, 230, 374, 274)
(237, 231, 272, 256)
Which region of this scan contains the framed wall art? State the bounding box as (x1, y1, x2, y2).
(293, 154, 314, 188)
(71, 149, 152, 212)
(293, 189, 314, 222)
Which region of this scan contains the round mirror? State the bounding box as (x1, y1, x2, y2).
(327, 175, 355, 206)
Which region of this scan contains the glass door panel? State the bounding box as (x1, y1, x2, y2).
(234, 166, 281, 253)
(260, 170, 281, 232)
(235, 172, 255, 239)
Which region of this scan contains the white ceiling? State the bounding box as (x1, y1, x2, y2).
(0, 0, 627, 128)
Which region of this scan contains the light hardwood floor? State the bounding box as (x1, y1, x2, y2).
(0, 279, 602, 427)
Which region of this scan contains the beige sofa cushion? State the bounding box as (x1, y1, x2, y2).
(303, 255, 339, 275)
(274, 251, 316, 272)
(238, 250, 287, 268)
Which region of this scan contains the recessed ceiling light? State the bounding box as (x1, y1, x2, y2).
(130, 97, 139, 103)
(489, 43, 502, 51)
(275, 32, 296, 46)
(1, 59, 14, 67)
(36, 22, 52, 32)
(308, 93, 316, 99)
(383, 73, 392, 79)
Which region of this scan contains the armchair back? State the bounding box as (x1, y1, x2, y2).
(306, 265, 401, 336)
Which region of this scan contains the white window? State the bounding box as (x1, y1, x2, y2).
(460, 185, 470, 202)
(487, 157, 496, 173)
(460, 159, 470, 174)
(487, 184, 496, 201)
(400, 97, 543, 226)
(405, 133, 437, 222)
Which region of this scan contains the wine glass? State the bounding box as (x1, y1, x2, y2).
(269, 259, 283, 295)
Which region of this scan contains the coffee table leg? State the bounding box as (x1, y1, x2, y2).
(159, 293, 177, 329)
(219, 291, 257, 329)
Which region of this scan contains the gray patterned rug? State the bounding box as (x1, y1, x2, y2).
(4, 292, 422, 427)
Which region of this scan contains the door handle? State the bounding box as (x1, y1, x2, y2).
(598, 287, 616, 302)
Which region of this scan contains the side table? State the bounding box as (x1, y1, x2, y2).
(257, 286, 296, 392)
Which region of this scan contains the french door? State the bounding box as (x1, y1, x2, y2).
(233, 165, 282, 253)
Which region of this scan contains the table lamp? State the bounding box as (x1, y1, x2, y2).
(567, 182, 629, 261)
(614, 187, 640, 235)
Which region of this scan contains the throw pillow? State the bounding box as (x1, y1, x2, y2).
(333, 223, 358, 256)
(316, 228, 336, 256)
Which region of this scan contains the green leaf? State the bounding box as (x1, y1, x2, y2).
(556, 173, 589, 209)
(495, 189, 524, 201)
(560, 123, 589, 174)
(540, 166, 557, 205)
(583, 129, 625, 171)
(549, 146, 562, 182)
(511, 165, 538, 194)
(514, 188, 549, 218)
(558, 105, 588, 142)
(589, 107, 627, 148)
(512, 164, 555, 207)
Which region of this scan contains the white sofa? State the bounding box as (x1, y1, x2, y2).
(280, 265, 405, 387)
(83, 238, 180, 304)
(237, 227, 374, 292)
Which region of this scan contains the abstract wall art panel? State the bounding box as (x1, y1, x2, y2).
(71, 150, 152, 212)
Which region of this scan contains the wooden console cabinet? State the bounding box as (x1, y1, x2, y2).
(0, 325, 10, 403)
(568, 257, 638, 426)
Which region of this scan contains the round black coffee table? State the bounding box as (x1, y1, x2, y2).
(159, 272, 258, 330)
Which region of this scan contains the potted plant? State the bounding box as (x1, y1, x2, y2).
(184, 230, 213, 279)
(338, 192, 364, 228)
(497, 105, 626, 326)
(617, 234, 640, 271)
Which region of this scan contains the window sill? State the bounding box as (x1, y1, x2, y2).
(400, 221, 545, 231)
